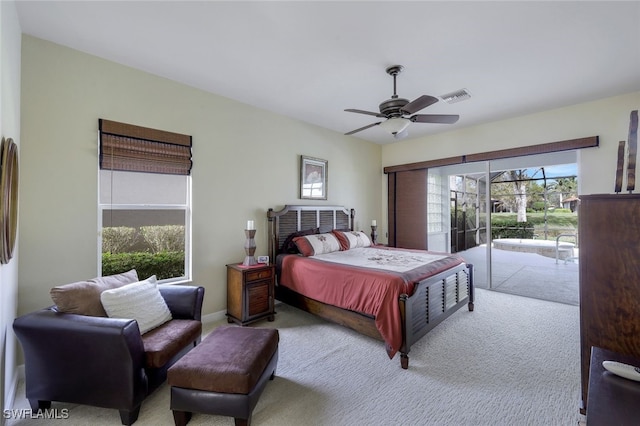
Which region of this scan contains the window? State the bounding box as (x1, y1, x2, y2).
(98, 120, 192, 283)
(427, 172, 445, 233)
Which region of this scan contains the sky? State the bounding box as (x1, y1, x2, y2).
(523, 163, 577, 180)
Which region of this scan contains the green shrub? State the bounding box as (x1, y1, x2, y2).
(102, 227, 139, 254)
(531, 201, 546, 212)
(492, 213, 579, 239)
(102, 251, 185, 281)
(140, 225, 184, 253)
(492, 212, 577, 228)
(491, 221, 534, 239)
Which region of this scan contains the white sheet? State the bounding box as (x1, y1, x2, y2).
(310, 247, 448, 273)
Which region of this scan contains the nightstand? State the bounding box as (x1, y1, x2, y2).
(226, 263, 275, 326)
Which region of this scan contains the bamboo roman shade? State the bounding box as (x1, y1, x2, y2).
(99, 119, 192, 175)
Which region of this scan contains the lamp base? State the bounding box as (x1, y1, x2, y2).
(243, 229, 257, 266)
(242, 256, 257, 266)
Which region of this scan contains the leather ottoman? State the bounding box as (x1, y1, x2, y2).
(167, 326, 279, 426)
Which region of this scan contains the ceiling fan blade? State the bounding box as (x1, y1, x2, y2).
(410, 114, 460, 124)
(344, 122, 381, 135)
(400, 95, 439, 115)
(345, 108, 385, 118)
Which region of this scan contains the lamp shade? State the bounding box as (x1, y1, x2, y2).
(379, 117, 410, 135)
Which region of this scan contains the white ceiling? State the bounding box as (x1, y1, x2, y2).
(14, 1, 640, 145)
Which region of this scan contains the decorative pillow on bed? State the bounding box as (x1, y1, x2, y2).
(100, 275, 172, 334)
(332, 230, 372, 250)
(281, 228, 319, 254)
(293, 232, 342, 256)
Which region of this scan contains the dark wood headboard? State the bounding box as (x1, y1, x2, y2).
(267, 205, 355, 260)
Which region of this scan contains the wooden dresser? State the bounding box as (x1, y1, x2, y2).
(579, 194, 640, 412)
(586, 346, 640, 425)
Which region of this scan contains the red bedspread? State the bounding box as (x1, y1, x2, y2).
(277, 246, 464, 358)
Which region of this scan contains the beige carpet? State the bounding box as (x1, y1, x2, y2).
(8, 289, 584, 426)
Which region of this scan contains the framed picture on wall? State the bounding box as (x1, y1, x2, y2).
(0, 137, 18, 264)
(300, 155, 327, 200)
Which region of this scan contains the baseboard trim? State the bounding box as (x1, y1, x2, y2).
(5, 366, 22, 416)
(202, 309, 226, 325)
(201, 302, 284, 326)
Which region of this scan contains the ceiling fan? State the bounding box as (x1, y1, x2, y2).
(344, 65, 460, 139)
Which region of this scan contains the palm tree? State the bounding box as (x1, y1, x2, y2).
(547, 177, 577, 207)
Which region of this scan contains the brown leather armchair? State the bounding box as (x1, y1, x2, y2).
(13, 284, 204, 425)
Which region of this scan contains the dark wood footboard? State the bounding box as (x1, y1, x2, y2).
(400, 262, 474, 368)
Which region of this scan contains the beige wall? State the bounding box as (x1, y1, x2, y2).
(1, 0, 22, 415)
(380, 91, 640, 239)
(14, 31, 640, 380)
(18, 35, 382, 318)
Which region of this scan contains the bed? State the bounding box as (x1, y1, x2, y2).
(267, 205, 474, 369)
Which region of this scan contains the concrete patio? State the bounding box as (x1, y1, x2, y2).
(458, 244, 579, 306)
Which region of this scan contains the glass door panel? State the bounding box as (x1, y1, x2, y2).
(432, 150, 577, 302)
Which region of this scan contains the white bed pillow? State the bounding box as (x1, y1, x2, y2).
(100, 276, 172, 334)
(333, 230, 372, 249)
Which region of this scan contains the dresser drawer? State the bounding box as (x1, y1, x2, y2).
(246, 268, 273, 282)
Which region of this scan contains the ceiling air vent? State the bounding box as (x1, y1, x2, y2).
(440, 88, 471, 104)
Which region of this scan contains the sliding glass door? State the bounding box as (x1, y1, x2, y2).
(428, 150, 578, 302)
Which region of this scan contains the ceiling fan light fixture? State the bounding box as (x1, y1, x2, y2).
(379, 117, 410, 135)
